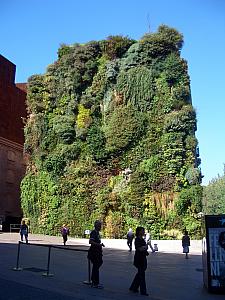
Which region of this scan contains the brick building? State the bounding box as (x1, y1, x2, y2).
(0, 55, 27, 230)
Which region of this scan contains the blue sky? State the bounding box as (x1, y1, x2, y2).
(1, 0, 225, 185)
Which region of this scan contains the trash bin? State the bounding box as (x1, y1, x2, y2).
(202, 214, 225, 293)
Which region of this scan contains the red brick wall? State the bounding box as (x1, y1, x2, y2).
(0, 55, 27, 225)
(0, 55, 27, 144)
(0, 55, 15, 84)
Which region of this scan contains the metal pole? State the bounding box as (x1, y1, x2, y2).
(46, 246, 51, 275)
(16, 241, 21, 269)
(13, 241, 22, 271)
(42, 246, 53, 276)
(83, 258, 91, 284)
(88, 258, 91, 283)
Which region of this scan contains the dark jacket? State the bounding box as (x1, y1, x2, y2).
(20, 224, 28, 235)
(133, 237, 148, 270)
(88, 229, 103, 263)
(182, 235, 190, 247)
(127, 231, 134, 241)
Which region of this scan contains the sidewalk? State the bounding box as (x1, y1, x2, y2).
(0, 233, 223, 300)
(0, 231, 203, 253)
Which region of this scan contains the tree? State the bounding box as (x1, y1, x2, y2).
(203, 173, 225, 214)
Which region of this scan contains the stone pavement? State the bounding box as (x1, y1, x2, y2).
(0, 233, 224, 300)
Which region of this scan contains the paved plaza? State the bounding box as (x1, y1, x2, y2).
(0, 233, 224, 300)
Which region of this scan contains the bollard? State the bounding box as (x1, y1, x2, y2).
(88, 258, 91, 283)
(42, 246, 53, 276)
(13, 241, 22, 271)
(83, 258, 91, 285)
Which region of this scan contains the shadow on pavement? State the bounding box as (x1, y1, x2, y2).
(0, 241, 224, 300)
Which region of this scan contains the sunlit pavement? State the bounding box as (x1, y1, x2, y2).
(0, 233, 224, 300)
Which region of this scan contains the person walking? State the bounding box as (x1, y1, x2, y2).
(127, 228, 134, 252)
(61, 224, 69, 245)
(20, 220, 28, 244)
(145, 229, 155, 253)
(129, 226, 149, 296)
(182, 230, 190, 259)
(88, 220, 105, 289)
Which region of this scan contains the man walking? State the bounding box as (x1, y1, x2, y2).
(127, 228, 134, 252)
(88, 220, 105, 288)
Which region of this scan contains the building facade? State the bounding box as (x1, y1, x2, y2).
(0, 55, 27, 230)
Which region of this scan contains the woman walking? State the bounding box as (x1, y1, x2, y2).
(129, 226, 149, 296)
(182, 230, 190, 259)
(61, 224, 69, 245)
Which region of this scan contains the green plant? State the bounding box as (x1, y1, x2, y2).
(175, 185, 202, 215)
(203, 172, 225, 214)
(104, 105, 145, 153)
(21, 25, 201, 238)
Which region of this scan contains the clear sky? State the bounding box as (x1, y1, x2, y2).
(1, 0, 225, 185)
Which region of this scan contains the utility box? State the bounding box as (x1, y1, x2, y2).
(202, 215, 225, 293)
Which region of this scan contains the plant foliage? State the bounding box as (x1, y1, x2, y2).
(21, 26, 202, 238)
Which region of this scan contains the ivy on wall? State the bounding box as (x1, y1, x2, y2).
(21, 25, 202, 238)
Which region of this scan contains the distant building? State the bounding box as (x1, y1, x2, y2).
(0, 54, 27, 230)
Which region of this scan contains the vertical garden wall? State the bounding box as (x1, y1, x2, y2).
(21, 25, 202, 238)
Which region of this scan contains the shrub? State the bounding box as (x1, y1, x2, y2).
(104, 105, 145, 153)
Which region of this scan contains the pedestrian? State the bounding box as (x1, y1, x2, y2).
(182, 230, 190, 259)
(88, 220, 105, 289)
(127, 228, 134, 252)
(61, 224, 69, 245)
(20, 220, 28, 244)
(145, 229, 155, 253)
(129, 226, 149, 296)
